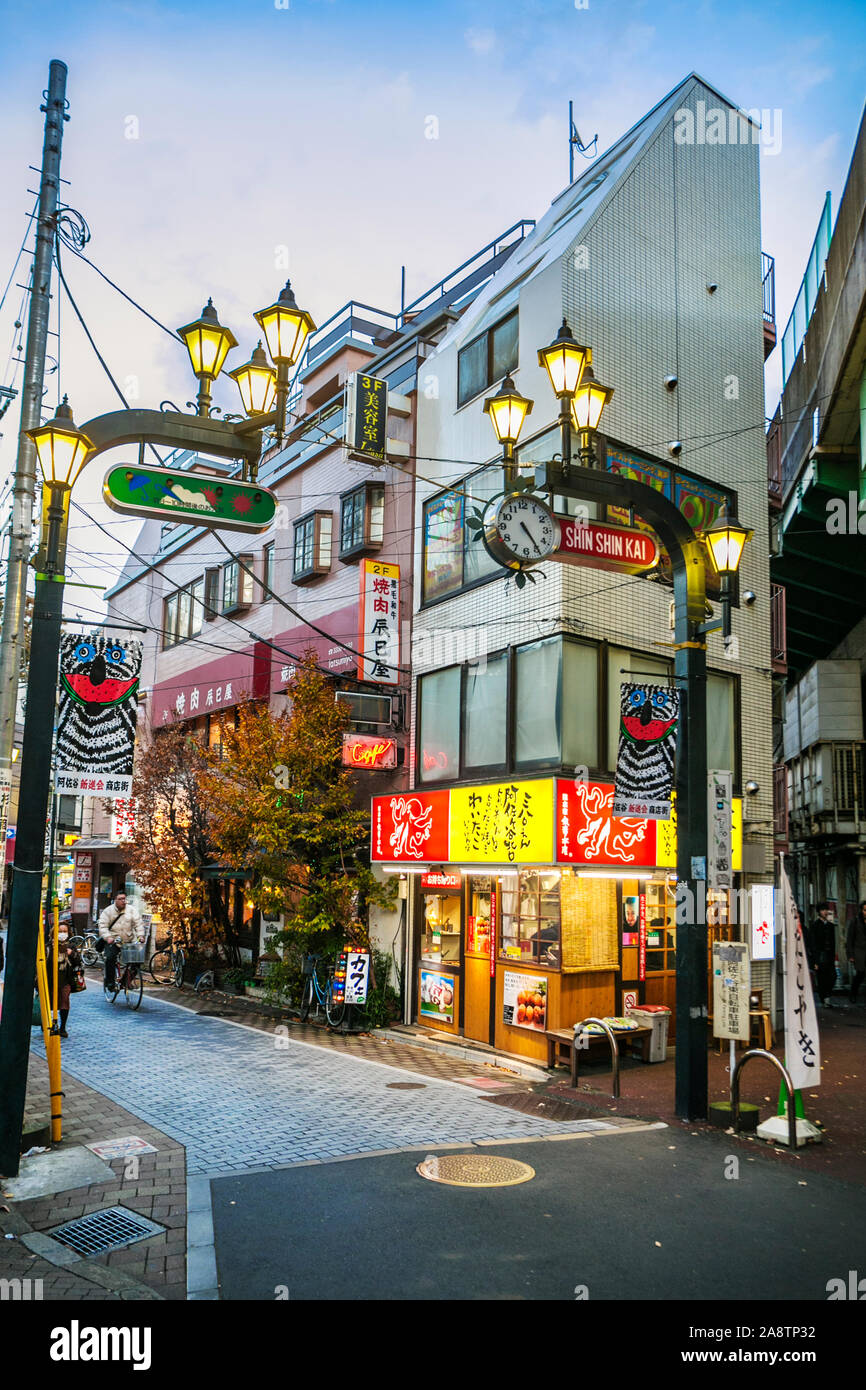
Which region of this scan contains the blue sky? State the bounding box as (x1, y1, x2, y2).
(0, 0, 864, 594)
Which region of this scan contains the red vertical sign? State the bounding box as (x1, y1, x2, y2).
(490, 888, 497, 979)
(638, 894, 647, 983)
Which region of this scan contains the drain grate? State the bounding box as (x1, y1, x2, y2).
(47, 1206, 165, 1257)
(417, 1153, 535, 1188)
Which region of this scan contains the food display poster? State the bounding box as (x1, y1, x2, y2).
(420, 970, 455, 1024)
(502, 971, 548, 1032)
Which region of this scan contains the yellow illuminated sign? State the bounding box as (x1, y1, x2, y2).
(655, 796, 742, 871)
(449, 779, 555, 864)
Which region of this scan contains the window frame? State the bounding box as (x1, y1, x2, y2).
(162, 577, 205, 650)
(222, 555, 254, 615)
(457, 309, 519, 408)
(262, 542, 275, 595)
(420, 463, 504, 609)
(339, 483, 384, 561)
(293, 510, 333, 583)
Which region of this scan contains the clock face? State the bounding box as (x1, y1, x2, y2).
(489, 494, 561, 566)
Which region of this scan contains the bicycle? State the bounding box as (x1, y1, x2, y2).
(193, 968, 215, 997)
(149, 939, 186, 989)
(103, 945, 144, 1010)
(298, 953, 345, 1028)
(68, 932, 100, 968)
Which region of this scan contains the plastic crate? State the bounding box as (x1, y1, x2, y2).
(120, 944, 147, 964)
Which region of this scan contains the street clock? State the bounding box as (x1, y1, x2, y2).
(482, 492, 561, 569)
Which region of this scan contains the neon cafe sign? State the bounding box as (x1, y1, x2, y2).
(342, 733, 397, 770)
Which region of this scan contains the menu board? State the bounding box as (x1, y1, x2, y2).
(502, 971, 548, 1031)
(560, 871, 619, 973)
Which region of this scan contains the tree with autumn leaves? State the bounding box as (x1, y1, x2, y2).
(200, 656, 394, 950)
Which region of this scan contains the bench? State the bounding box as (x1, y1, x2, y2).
(545, 1025, 654, 1087)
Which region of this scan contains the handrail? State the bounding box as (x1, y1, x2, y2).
(574, 1016, 620, 1098)
(731, 1049, 798, 1149)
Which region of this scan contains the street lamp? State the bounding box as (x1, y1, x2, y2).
(704, 503, 753, 639)
(254, 280, 316, 446)
(537, 318, 588, 472)
(229, 341, 277, 418)
(483, 373, 533, 486)
(177, 298, 238, 418)
(0, 397, 94, 1176)
(570, 355, 614, 467)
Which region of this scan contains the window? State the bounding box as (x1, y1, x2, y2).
(203, 568, 220, 622)
(418, 667, 460, 783)
(513, 638, 598, 769)
(222, 555, 254, 614)
(339, 484, 384, 560)
(500, 870, 561, 965)
(293, 511, 333, 583)
(421, 465, 501, 603)
(707, 673, 738, 779)
(262, 543, 275, 595)
(163, 577, 204, 649)
(463, 653, 507, 770)
(457, 310, 518, 407)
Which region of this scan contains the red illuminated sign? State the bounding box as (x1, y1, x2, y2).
(556, 520, 658, 574)
(421, 871, 461, 891)
(638, 895, 647, 982)
(556, 779, 656, 866)
(342, 734, 397, 770)
(371, 791, 450, 863)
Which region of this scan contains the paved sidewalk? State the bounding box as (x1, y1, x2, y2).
(1, 1058, 186, 1300)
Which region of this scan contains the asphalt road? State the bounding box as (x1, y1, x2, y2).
(210, 1126, 866, 1302)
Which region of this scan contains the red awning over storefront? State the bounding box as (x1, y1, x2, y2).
(150, 642, 270, 725)
(270, 603, 359, 693)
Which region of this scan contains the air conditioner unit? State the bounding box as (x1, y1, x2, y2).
(335, 690, 394, 726)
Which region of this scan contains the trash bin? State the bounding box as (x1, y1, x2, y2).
(626, 1005, 671, 1062)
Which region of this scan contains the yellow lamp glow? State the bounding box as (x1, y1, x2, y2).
(254, 281, 316, 366)
(570, 362, 613, 435)
(705, 504, 753, 575)
(26, 397, 92, 486)
(229, 341, 277, 417)
(537, 319, 589, 400)
(483, 373, 533, 447)
(177, 299, 238, 381)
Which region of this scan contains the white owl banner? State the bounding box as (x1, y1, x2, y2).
(612, 683, 680, 821)
(55, 634, 142, 800)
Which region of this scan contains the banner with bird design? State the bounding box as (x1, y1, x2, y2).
(55, 634, 142, 799)
(612, 683, 680, 821)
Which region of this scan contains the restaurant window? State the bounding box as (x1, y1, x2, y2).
(466, 876, 494, 956)
(293, 511, 333, 583)
(418, 666, 460, 783)
(163, 576, 205, 650)
(222, 555, 254, 614)
(642, 879, 676, 974)
(421, 887, 461, 964)
(606, 648, 673, 770)
(514, 637, 598, 769)
(500, 870, 561, 966)
(463, 652, 507, 770)
(339, 483, 384, 560)
(457, 309, 518, 407)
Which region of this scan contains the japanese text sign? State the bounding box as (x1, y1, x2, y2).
(358, 560, 400, 686)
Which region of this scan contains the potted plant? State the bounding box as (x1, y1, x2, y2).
(221, 967, 247, 996)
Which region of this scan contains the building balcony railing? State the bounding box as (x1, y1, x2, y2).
(786, 741, 866, 838)
(773, 763, 788, 850)
(770, 582, 787, 673)
(767, 417, 782, 506)
(762, 251, 777, 360)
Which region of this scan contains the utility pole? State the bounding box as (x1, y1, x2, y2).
(0, 61, 69, 796)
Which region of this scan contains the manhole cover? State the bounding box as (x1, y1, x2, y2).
(48, 1206, 165, 1257)
(386, 1082, 427, 1090)
(416, 1153, 535, 1187)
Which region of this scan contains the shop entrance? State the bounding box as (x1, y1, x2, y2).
(464, 876, 495, 1044)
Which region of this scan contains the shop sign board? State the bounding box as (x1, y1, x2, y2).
(708, 770, 733, 890)
(420, 969, 455, 1024)
(345, 950, 370, 1004)
(342, 733, 397, 770)
(358, 560, 400, 686)
(557, 779, 655, 866)
(449, 779, 554, 865)
(346, 372, 388, 461)
(111, 798, 137, 842)
(103, 465, 277, 532)
(371, 790, 450, 863)
(712, 941, 750, 1040)
(555, 519, 658, 574)
(502, 971, 548, 1031)
(332, 950, 348, 1005)
(750, 884, 775, 961)
(421, 871, 461, 891)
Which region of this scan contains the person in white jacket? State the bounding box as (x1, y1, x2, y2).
(98, 892, 144, 988)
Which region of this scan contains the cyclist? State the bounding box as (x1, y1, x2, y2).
(98, 892, 144, 989)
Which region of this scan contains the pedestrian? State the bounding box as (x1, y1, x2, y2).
(807, 901, 837, 1007)
(98, 892, 143, 988)
(846, 903, 866, 1005)
(47, 924, 82, 1038)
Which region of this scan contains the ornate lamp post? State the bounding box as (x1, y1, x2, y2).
(254, 280, 316, 447)
(177, 299, 238, 419)
(483, 373, 533, 487)
(705, 504, 753, 640)
(570, 354, 614, 467)
(537, 318, 589, 473)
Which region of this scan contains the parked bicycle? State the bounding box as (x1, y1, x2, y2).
(149, 939, 186, 989)
(299, 953, 345, 1028)
(103, 943, 145, 1009)
(68, 931, 100, 968)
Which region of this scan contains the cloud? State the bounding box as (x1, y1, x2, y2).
(464, 27, 497, 56)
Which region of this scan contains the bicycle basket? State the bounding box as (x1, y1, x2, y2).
(301, 954, 316, 977)
(120, 944, 147, 964)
